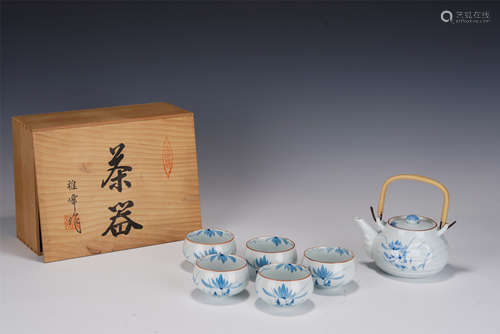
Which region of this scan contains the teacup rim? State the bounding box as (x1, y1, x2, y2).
(245, 235, 296, 253)
(186, 228, 235, 245)
(257, 263, 311, 282)
(195, 254, 248, 272)
(303, 246, 355, 264)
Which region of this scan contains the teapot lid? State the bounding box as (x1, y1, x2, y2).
(388, 214, 437, 231)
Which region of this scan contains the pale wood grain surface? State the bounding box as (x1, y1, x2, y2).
(33, 114, 201, 262)
(12, 118, 42, 254)
(13, 102, 201, 262)
(15, 102, 190, 131)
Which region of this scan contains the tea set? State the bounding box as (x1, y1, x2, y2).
(183, 174, 457, 307)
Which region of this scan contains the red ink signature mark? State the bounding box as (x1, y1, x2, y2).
(64, 213, 82, 233)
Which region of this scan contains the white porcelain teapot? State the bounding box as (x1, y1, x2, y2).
(353, 174, 456, 278)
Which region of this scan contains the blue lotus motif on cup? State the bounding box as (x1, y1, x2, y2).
(310, 265, 344, 287)
(335, 247, 350, 256)
(201, 274, 244, 297)
(275, 263, 304, 273)
(194, 247, 219, 260)
(381, 237, 432, 272)
(325, 247, 350, 256)
(209, 253, 236, 264)
(256, 256, 270, 267)
(262, 283, 308, 307)
(248, 255, 270, 270)
(192, 228, 223, 238)
(266, 236, 289, 247)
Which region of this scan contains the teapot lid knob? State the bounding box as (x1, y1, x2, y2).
(406, 214, 420, 223)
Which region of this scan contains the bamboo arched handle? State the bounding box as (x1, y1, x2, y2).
(377, 174, 450, 228)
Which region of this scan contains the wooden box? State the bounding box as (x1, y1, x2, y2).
(12, 102, 201, 262)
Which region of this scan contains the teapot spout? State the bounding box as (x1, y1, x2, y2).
(353, 217, 378, 259)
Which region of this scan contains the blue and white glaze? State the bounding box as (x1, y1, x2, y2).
(183, 228, 236, 264)
(193, 247, 219, 261)
(256, 264, 313, 307)
(199, 274, 245, 297)
(245, 236, 297, 273)
(381, 237, 432, 272)
(266, 236, 291, 247)
(249, 255, 271, 270)
(302, 246, 355, 289)
(388, 215, 436, 231)
(193, 254, 249, 297)
(354, 214, 449, 278)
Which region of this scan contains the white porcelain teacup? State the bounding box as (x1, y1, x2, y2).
(183, 228, 236, 264)
(245, 236, 297, 273)
(193, 253, 249, 297)
(256, 263, 313, 307)
(302, 246, 355, 289)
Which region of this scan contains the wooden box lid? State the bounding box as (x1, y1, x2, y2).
(14, 102, 191, 131)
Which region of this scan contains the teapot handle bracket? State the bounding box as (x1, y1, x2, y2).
(369, 206, 379, 222)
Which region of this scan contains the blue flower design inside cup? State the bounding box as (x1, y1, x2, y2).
(183, 228, 236, 264)
(256, 263, 313, 307)
(302, 246, 355, 289)
(245, 236, 297, 273)
(193, 254, 249, 297)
